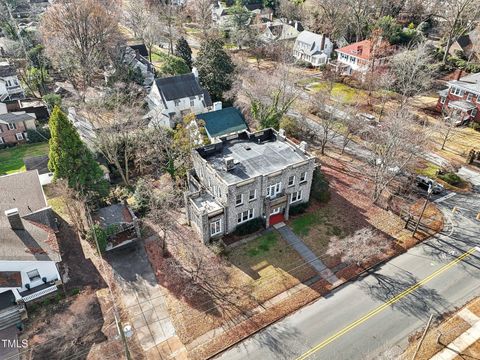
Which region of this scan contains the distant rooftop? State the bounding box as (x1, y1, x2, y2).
(196, 129, 312, 185)
(0, 62, 16, 78)
(94, 203, 133, 228)
(196, 107, 248, 138)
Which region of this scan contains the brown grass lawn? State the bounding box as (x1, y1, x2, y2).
(226, 231, 317, 303)
(402, 297, 480, 360)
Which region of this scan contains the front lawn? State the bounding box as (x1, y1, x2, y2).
(0, 142, 49, 175)
(227, 230, 317, 301)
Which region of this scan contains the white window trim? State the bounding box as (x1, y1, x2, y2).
(248, 189, 257, 201)
(467, 93, 473, 102)
(271, 207, 281, 215)
(300, 172, 307, 183)
(210, 219, 222, 236)
(0, 137, 4, 144)
(235, 193, 243, 206)
(7, 123, 15, 130)
(267, 182, 282, 198)
(288, 175, 295, 187)
(440, 96, 446, 104)
(237, 209, 254, 224)
(291, 190, 303, 203)
(15, 133, 23, 140)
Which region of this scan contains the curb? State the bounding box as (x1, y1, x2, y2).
(206, 228, 442, 360)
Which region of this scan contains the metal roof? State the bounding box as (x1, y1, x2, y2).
(196, 107, 248, 138)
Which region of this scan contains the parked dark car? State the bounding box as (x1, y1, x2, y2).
(415, 175, 444, 194)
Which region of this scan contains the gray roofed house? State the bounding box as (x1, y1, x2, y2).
(93, 203, 141, 251)
(293, 31, 334, 66)
(146, 70, 214, 128)
(186, 128, 317, 243)
(0, 171, 62, 321)
(0, 112, 36, 124)
(436, 71, 480, 123)
(0, 61, 25, 101)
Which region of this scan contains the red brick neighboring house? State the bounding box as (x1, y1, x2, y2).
(436, 72, 480, 123)
(0, 112, 36, 146)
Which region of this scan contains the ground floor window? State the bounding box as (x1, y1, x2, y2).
(15, 133, 23, 140)
(237, 209, 254, 224)
(291, 190, 302, 203)
(210, 219, 222, 236)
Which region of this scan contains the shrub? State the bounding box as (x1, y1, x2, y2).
(310, 168, 330, 203)
(70, 288, 80, 296)
(27, 128, 51, 143)
(42, 93, 62, 113)
(438, 172, 463, 186)
(132, 179, 152, 214)
(234, 218, 264, 236)
(470, 122, 480, 131)
(87, 224, 109, 252)
(279, 116, 301, 139)
(289, 202, 309, 216)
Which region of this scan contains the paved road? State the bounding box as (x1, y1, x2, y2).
(216, 190, 480, 360)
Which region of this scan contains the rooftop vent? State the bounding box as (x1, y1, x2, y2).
(244, 146, 251, 151)
(5, 208, 24, 230)
(299, 141, 308, 153)
(224, 156, 236, 171)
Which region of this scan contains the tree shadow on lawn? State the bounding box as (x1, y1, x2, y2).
(55, 213, 106, 290)
(359, 266, 449, 319)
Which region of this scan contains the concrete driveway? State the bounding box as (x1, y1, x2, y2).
(106, 241, 186, 358)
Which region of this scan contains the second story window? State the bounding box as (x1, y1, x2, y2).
(249, 189, 256, 201)
(190, 97, 195, 107)
(7, 123, 16, 130)
(288, 175, 295, 187)
(467, 93, 473, 102)
(451, 87, 464, 97)
(236, 193, 243, 206)
(15, 133, 24, 141)
(300, 172, 307, 183)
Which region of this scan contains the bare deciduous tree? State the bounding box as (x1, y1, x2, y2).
(439, 0, 480, 64)
(41, 0, 122, 96)
(436, 108, 462, 150)
(367, 109, 428, 203)
(390, 42, 437, 108)
(327, 227, 392, 266)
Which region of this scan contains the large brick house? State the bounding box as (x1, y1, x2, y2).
(436, 72, 480, 123)
(0, 104, 37, 146)
(185, 129, 316, 243)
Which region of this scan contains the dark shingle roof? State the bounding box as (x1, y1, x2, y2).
(196, 107, 248, 138)
(23, 155, 50, 175)
(0, 112, 35, 124)
(0, 171, 60, 262)
(129, 44, 149, 58)
(155, 73, 206, 101)
(94, 204, 133, 228)
(0, 64, 16, 78)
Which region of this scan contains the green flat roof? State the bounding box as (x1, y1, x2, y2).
(197, 107, 248, 138)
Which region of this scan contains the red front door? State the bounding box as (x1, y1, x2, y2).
(269, 213, 285, 226)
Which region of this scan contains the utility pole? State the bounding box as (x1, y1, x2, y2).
(413, 184, 432, 238)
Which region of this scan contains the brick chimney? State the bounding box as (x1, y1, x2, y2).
(320, 34, 326, 51)
(5, 208, 24, 230)
(456, 69, 463, 81)
(357, 45, 363, 54)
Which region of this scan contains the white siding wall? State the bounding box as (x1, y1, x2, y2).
(0, 260, 60, 294)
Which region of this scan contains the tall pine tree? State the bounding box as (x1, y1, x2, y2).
(48, 106, 108, 199)
(174, 37, 193, 70)
(195, 39, 235, 102)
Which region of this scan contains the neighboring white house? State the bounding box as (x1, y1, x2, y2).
(260, 20, 300, 43)
(0, 171, 62, 331)
(0, 61, 25, 101)
(146, 70, 213, 128)
(334, 39, 394, 76)
(293, 31, 333, 66)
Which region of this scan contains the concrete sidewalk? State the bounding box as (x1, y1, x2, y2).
(275, 223, 339, 284)
(430, 309, 480, 360)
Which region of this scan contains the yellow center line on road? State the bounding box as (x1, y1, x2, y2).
(295, 247, 477, 360)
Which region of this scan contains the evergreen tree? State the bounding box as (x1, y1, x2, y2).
(48, 106, 108, 199)
(161, 55, 190, 76)
(195, 38, 235, 102)
(175, 37, 193, 69)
